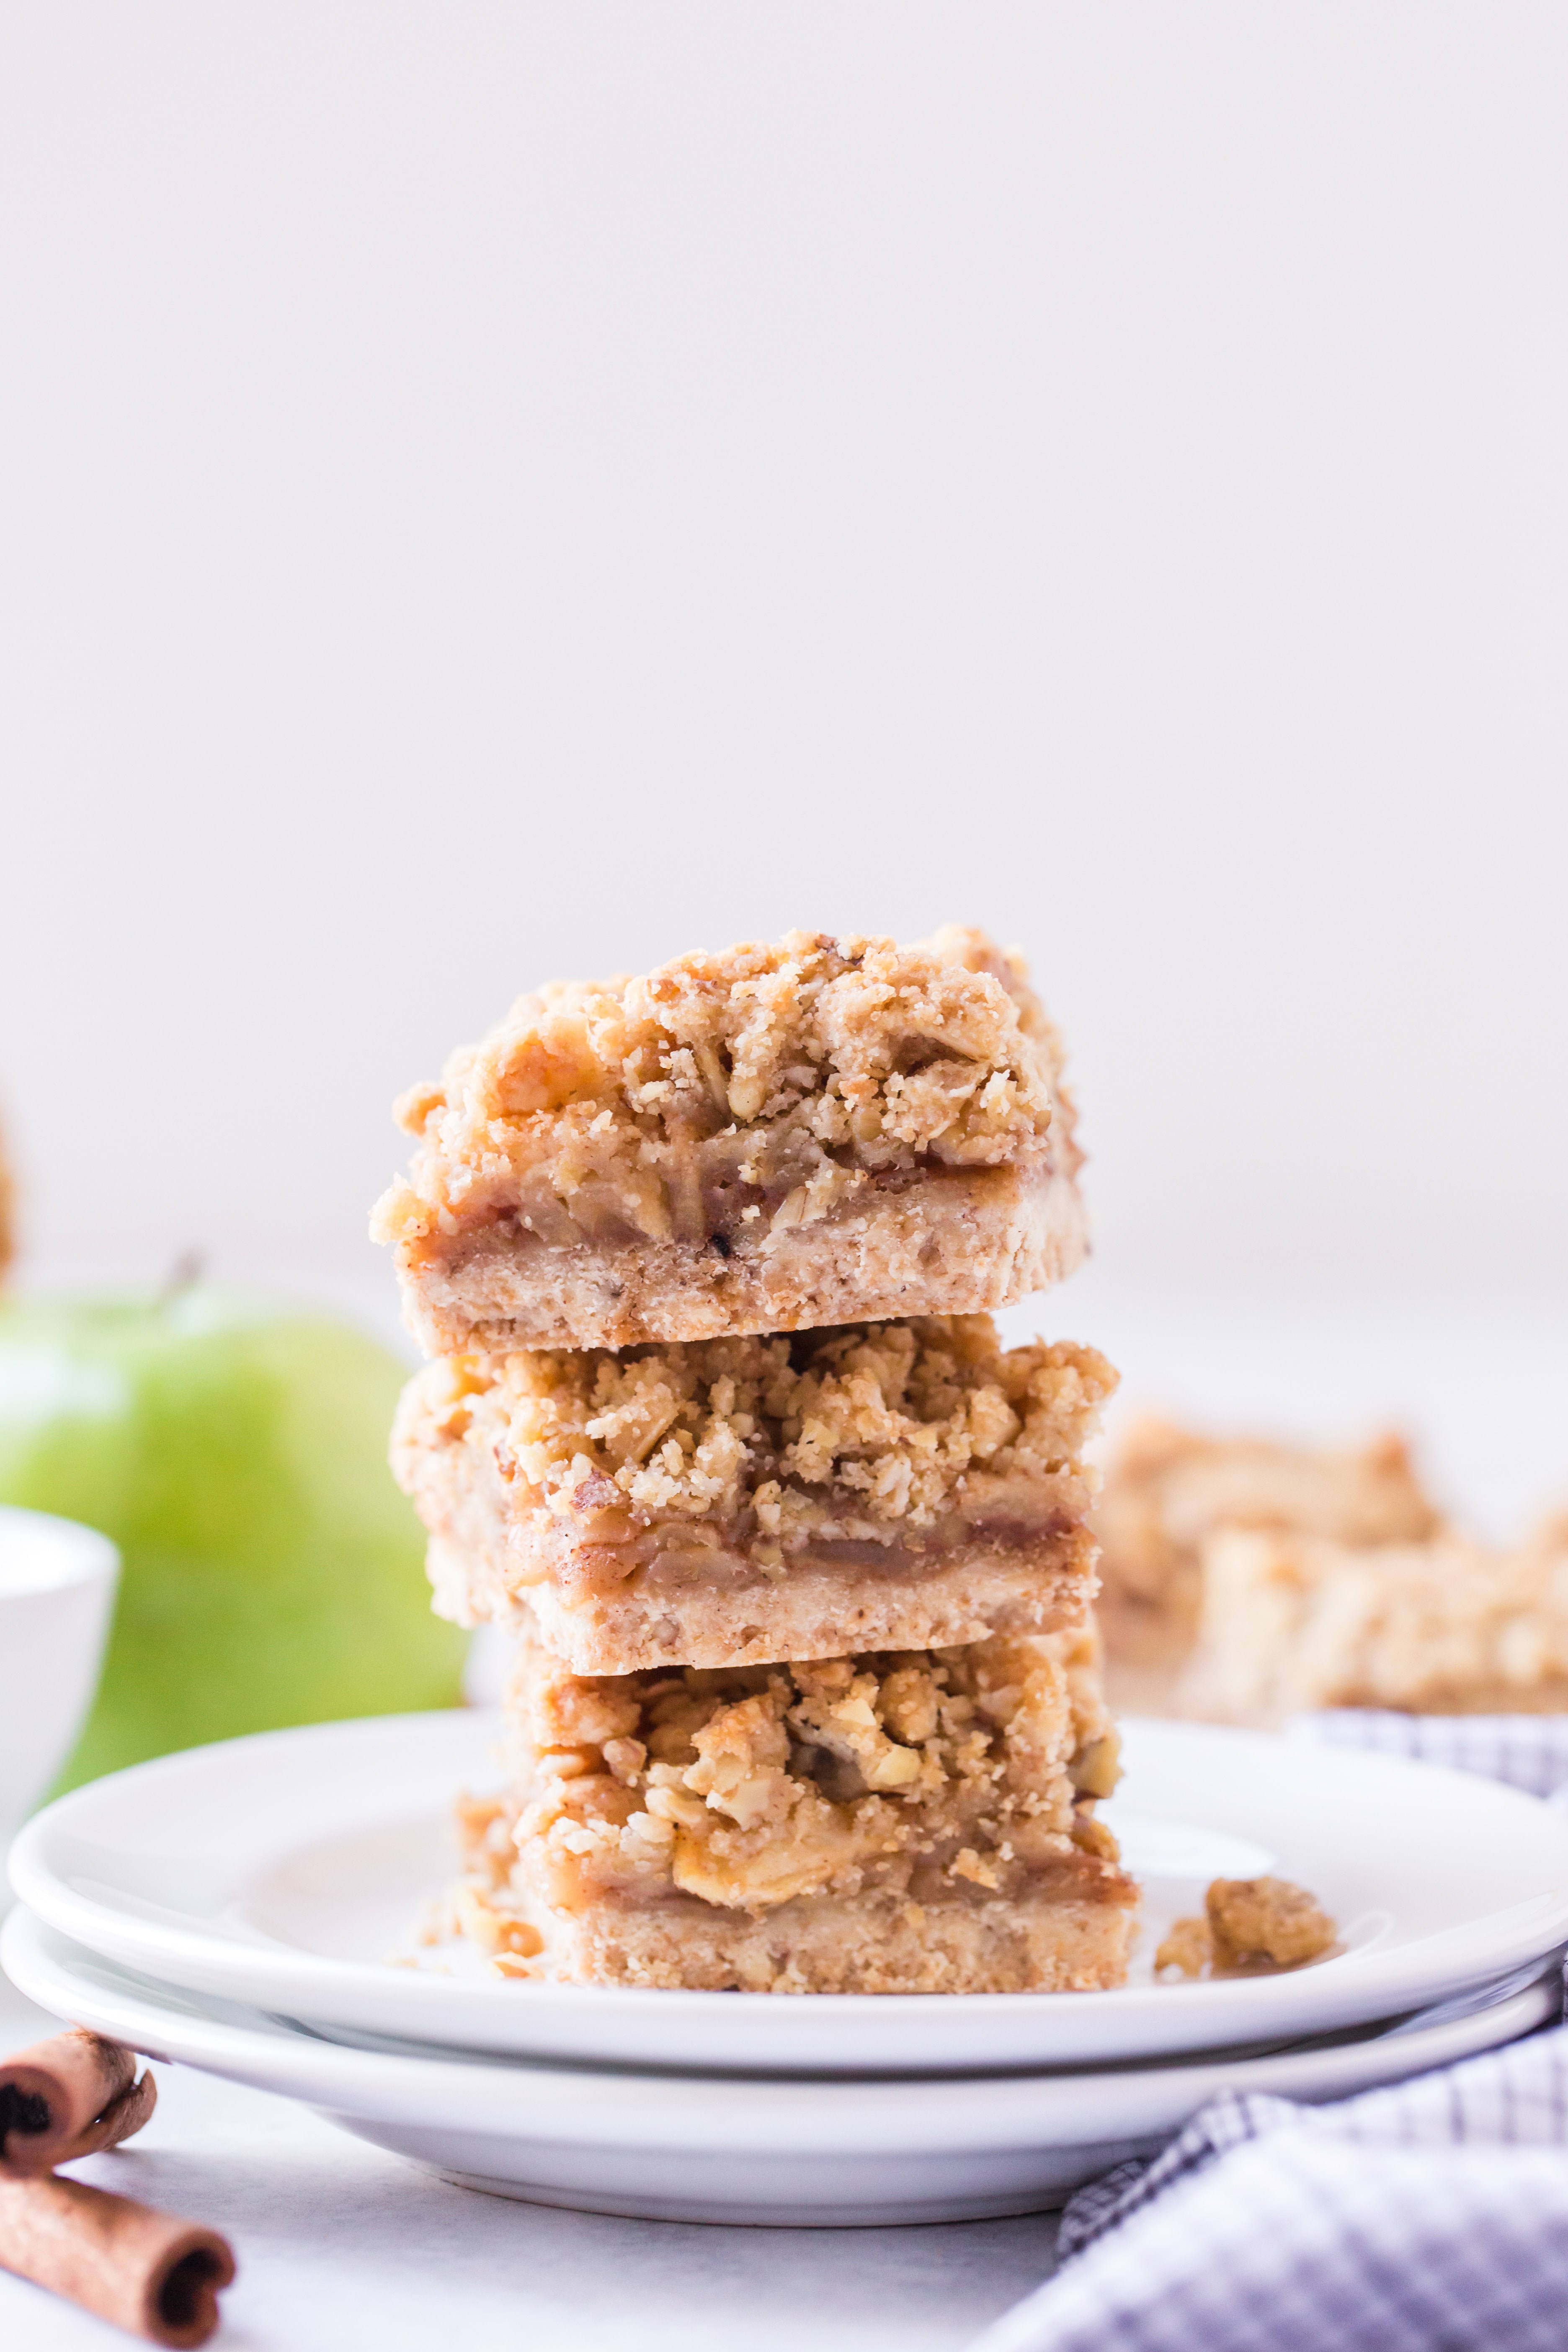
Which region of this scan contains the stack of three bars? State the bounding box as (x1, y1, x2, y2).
(378, 928, 1139, 1993)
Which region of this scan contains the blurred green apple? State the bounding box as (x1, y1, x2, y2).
(0, 1284, 463, 1787)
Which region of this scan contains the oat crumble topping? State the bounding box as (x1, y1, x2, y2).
(485, 1628, 1118, 1919)
(1208, 1876, 1337, 1969)
(372, 927, 1074, 1260)
(400, 1318, 1114, 1551)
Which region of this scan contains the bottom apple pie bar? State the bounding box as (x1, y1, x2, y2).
(446, 1625, 1138, 1993)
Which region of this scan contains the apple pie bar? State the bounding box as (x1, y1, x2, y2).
(450, 1624, 1138, 1993)
(1184, 1518, 1568, 1722)
(1094, 1416, 1441, 1710)
(372, 927, 1088, 1354)
(393, 1316, 1116, 1674)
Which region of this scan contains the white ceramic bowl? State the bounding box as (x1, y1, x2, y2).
(0, 1506, 119, 1880)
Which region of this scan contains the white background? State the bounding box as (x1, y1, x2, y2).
(0, 28, 1564, 2342)
(2, 5, 1565, 1517)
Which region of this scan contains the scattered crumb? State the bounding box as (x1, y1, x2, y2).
(1207, 1876, 1337, 1970)
(1156, 1876, 1337, 1980)
(488, 1952, 545, 1981)
(453, 1883, 546, 1960)
(1154, 1915, 1214, 1979)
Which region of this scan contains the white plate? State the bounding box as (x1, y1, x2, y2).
(3, 1908, 1555, 2226)
(10, 1710, 1568, 2076)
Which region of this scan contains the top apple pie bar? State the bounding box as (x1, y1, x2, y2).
(372, 926, 1087, 1353)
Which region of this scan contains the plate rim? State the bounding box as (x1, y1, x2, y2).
(10, 1707, 1568, 2073)
(3, 1906, 1557, 2156)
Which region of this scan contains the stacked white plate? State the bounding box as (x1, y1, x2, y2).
(7, 1713, 1568, 2226)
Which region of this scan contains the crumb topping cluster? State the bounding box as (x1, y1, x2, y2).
(373, 928, 1072, 1256)
(482, 1629, 1119, 1917)
(1155, 1876, 1337, 1977)
(401, 1318, 1114, 1547)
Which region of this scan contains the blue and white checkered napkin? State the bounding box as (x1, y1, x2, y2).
(1285, 1708, 1568, 1801)
(970, 1710, 1568, 2352)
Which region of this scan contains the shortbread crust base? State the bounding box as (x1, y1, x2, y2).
(428, 1527, 1098, 1676)
(529, 1862, 1137, 1993)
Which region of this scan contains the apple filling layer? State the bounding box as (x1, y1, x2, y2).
(448, 1625, 1138, 1993)
(371, 926, 1086, 1350)
(394, 1317, 1115, 1671)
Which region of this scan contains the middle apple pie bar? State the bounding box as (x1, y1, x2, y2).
(453, 1624, 1138, 1992)
(393, 1316, 1116, 1674)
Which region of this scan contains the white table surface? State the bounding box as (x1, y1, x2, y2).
(0, 1958, 1061, 2352)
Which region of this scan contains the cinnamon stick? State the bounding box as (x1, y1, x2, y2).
(0, 2171, 234, 2347)
(0, 2028, 153, 2174)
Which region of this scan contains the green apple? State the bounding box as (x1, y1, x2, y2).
(0, 1285, 464, 1787)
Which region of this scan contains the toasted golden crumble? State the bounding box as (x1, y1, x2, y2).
(492, 1626, 1119, 1918)
(1209, 1877, 1337, 1969)
(414, 1847, 549, 1980)
(402, 1316, 1114, 1549)
(453, 1883, 545, 1961)
(372, 927, 1073, 1256)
